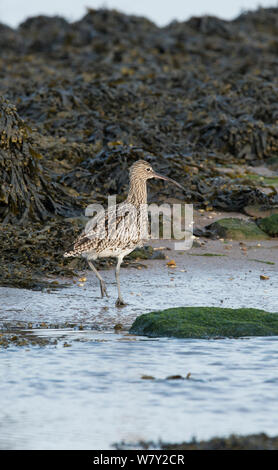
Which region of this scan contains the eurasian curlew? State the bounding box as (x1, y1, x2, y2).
(64, 160, 184, 306)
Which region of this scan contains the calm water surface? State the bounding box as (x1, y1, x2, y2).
(1, 255, 278, 449)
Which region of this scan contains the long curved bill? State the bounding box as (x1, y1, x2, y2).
(152, 172, 185, 191)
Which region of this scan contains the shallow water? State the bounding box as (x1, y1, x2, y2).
(1, 252, 277, 329)
(1, 253, 278, 449)
(2, 332, 278, 449)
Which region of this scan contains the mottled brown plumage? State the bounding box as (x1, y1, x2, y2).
(64, 160, 184, 306)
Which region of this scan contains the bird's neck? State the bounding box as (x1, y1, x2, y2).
(126, 177, 147, 207)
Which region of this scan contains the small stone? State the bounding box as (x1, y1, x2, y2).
(167, 260, 177, 267)
(166, 375, 183, 380)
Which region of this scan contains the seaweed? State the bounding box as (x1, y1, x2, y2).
(2, 8, 278, 213)
(1, 7, 278, 282)
(0, 96, 80, 224)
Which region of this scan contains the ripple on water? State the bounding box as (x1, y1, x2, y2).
(1, 331, 278, 449)
(1, 261, 278, 449)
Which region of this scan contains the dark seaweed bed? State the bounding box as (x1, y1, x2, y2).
(1, 7, 278, 285)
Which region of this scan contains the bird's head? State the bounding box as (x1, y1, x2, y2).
(129, 160, 184, 190)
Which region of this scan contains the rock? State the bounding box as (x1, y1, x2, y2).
(257, 213, 278, 237)
(244, 205, 278, 218)
(206, 217, 270, 240)
(126, 246, 154, 260)
(266, 157, 278, 170)
(129, 307, 278, 339)
(151, 250, 166, 260)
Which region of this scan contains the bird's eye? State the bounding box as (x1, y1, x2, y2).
(146, 168, 151, 171)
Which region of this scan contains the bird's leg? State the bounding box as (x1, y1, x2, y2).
(115, 257, 127, 307)
(88, 261, 109, 298)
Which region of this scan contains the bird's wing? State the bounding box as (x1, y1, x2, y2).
(65, 202, 146, 256)
(72, 207, 108, 252)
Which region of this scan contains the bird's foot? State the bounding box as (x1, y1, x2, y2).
(115, 297, 127, 308)
(100, 281, 109, 298)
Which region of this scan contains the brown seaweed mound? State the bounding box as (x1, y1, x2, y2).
(0, 96, 78, 223)
(2, 8, 278, 212)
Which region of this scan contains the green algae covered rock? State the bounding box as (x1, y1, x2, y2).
(207, 218, 270, 240)
(129, 307, 278, 339)
(126, 246, 154, 260)
(257, 214, 278, 237)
